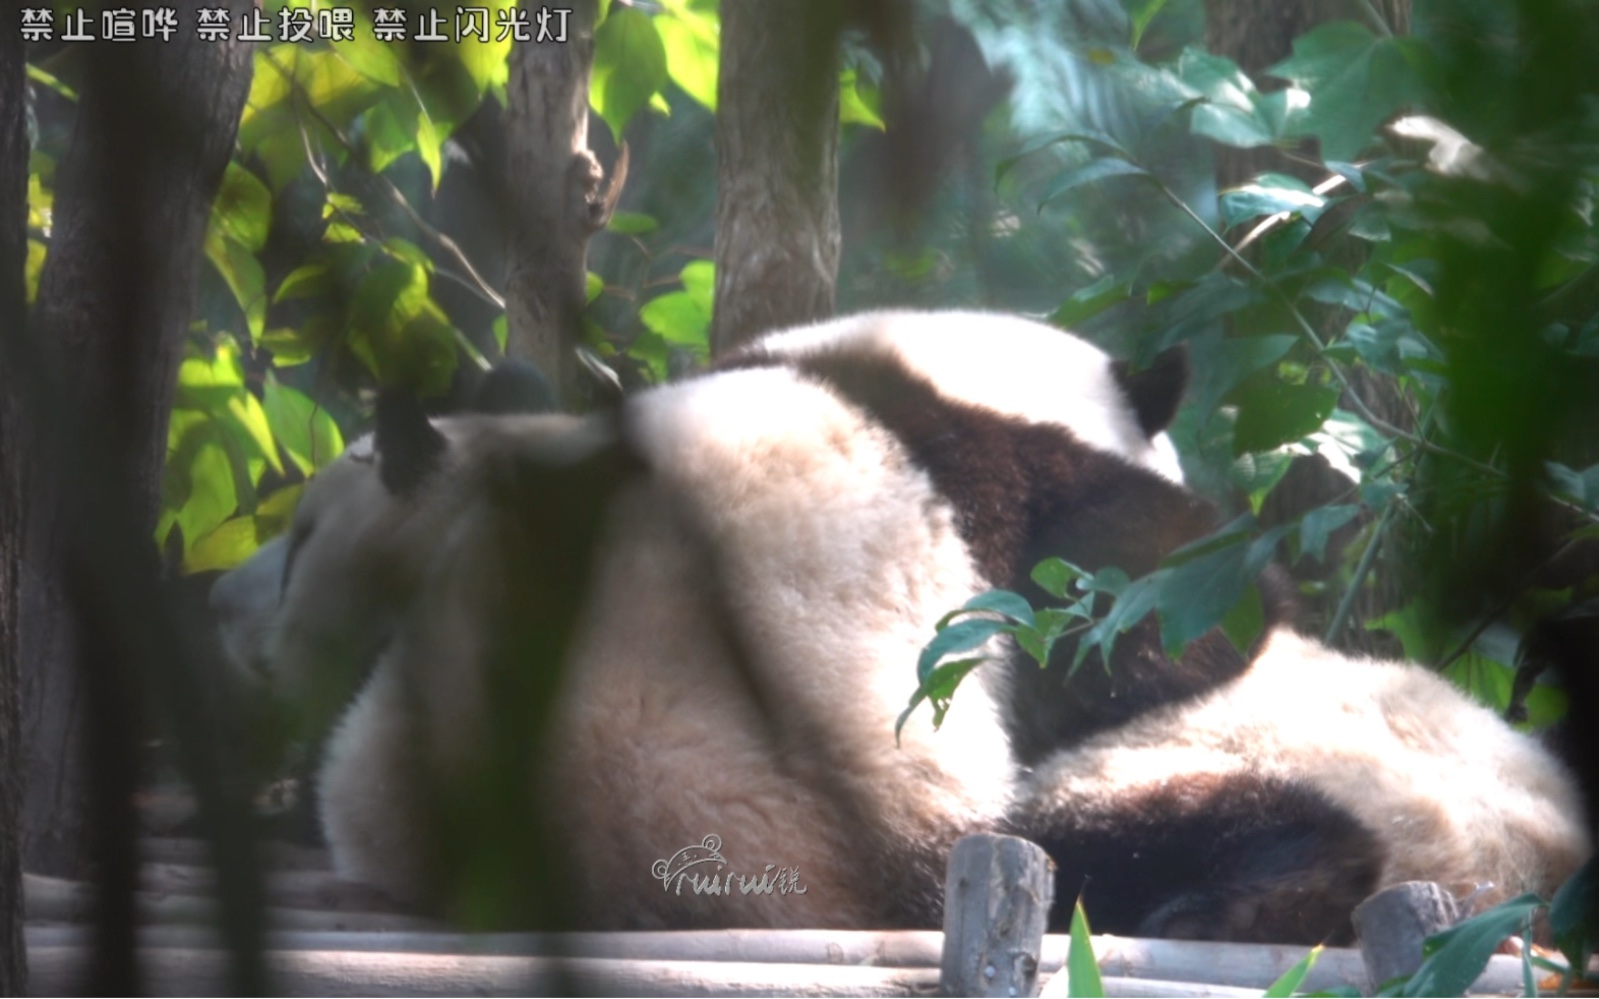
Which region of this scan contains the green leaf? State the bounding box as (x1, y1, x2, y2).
(1268, 22, 1426, 162)
(656, 7, 718, 112)
(211, 162, 272, 253)
(916, 617, 1008, 684)
(585, 271, 604, 304)
(957, 589, 1036, 628)
(184, 516, 262, 574)
(1264, 945, 1323, 998)
(1075, 570, 1166, 671)
(607, 211, 660, 235)
(1178, 49, 1278, 149)
(175, 437, 239, 559)
(640, 292, 710, 352)
(1219, 177, 1326, 230)
(204, 230, 266, 342)
(1031, 558, 1085, 600)
(1231, 368, 1339, 454)
(1299, 503, 1360, 562)
(175, 341, 246, 410)
(262, 377, 345, 475)
(592, 7, 668, 142)
(223, 390, 283, 478)
(1037, 158, 1150, 212)
(1548, 461, 1599, 510)
(1126, 0, 1168, 50)
(1050, 275, 1133, 329)
(839, 68, 885, 130)
(1550, 858, 1597, 976)
(1159, 521, 1291, 657)
(1219, 581, 1265, 654)
(1066, 899, 1104, 998)
(1190, 333, 1299, 420)
(274, 264, 330, 303)
(680, 260, 715, 314)
(1399, 894, 1544, 997)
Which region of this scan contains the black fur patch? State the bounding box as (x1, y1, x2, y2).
(471, 358, 559, 415)
(722, 341, 1281, 760)
(1111, 346, 1189, 437)
(375, 391, 448, 497)
(1008, 771, 1384, 944)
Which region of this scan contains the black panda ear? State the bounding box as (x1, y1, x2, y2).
(1111, 346, 1189, 438)
(472, 358, 560, 415)
(375, 390, 448, 497)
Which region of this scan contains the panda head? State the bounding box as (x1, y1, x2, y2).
(209, 363, 578, 740)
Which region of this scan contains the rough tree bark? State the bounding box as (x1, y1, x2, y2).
(0, 16, 30, 998)
(504, 0, 611, 405)
(710, 1, 845, 356)
(14, 4, 259, 991)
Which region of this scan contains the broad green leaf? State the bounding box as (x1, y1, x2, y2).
(1219, 581, 1265, 654)
(839, 68, 885, 130)
(365, 100, 416, 175)
(592, 7, 668, 142)
(1299, 503, 1359, 562)
(1548, 461, 1599, 510)
(176, 438, 238, 559)
(1126, 0, 1168, 50)
(1031, 558, 1085, 600)
(1189, 333, 1298, 420)
(263, 377, 345, 475)
(680, 259, 715, 314)
(224, 390, 283, 477)
(955, 589, 1036, 628)
(656, 9, 718, 112)
(204, 230, 266, 341)
(211, 162, 272, 253)
(1179, 49, 1278, 149)
(1231, 368, 1339, 454)
(1159, 521, 1292, 657)
(640, 282, 710, 353)
(916, 617, 1008, 684)
(896, 657, 986, 738)
(1268, 22, 1426, 162)
(607, 211, 659, 235)
(1038, 158, 1150, 212)
(1400, 894, 1543, 997)
(585, 271, 604, 304)
(1075, 570, 1166, 671)
(184, 516, 262, 574)
(274, 264, 330, 303)
(334, 16, 404, 85)
(175, 341, 245, 410)
(1219, 178, 1326, 230)
(492, 314, 509, 353)
(1050, 275, 1133, 329)
(457, 0, 515, 97)
(1550, 858, 1597, 976)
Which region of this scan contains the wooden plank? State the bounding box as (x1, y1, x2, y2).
(26, 948, 945, 998)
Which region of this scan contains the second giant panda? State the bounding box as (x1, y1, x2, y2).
(211, 309, 1589, 937)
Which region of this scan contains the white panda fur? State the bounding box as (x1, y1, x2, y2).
(212, 308, 1589, 938)
(1007, 628, 1590, 941)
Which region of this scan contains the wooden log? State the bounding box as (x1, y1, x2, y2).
(23, 874, 437, 933)
(939, 834, 1053, 997)
(138, 837, 332, 872)
(1041, 972, 1267, 998)
(21, 929, 1543, 995)
(1352, 881, 1459, 994)
(25, 948, 945, 998)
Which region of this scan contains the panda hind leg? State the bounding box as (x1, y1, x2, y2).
(1011, 772, 1384, 945)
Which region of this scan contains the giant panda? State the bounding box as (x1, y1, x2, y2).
(210, 309, 1589, 938)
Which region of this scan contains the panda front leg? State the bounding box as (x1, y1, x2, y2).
(1007, 770, 1384, 945)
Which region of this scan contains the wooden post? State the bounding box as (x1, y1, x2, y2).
(940, 834, 1054, 998)
(1352, 880, 1459, 995)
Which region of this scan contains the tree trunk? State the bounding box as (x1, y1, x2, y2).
(710, 0, 845, 355)
(504, 0, 608, 404)
(14, 4, 259, 991)
(0, 17, 30, 998)
(1205, 0, 1409, 187)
